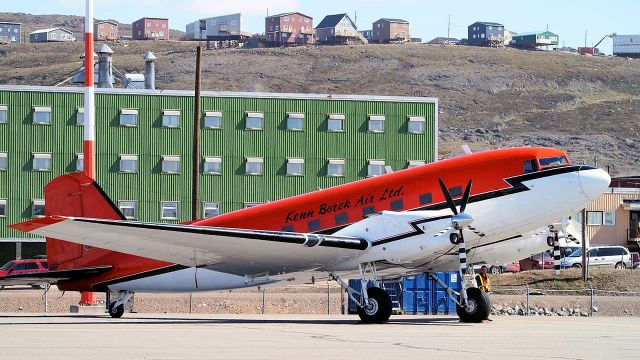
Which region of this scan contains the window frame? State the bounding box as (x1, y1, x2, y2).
(203, 202, 220, 218)
(603, 211, 616, 226)
(586, 211, 603, 226)
(160, 201, 180, 220)
(367, 115, 385, 133)
(367, 160, 386, 178)
(204, 111, 222, 129)
(32, 199, 45, 218)
(32, 153, 52, 172)
(161, 109, 181, 128)
(119, 154, 139, 173)
(161, 155, 181, 174)
(327, 159, 345, 177)
(407, 116, 426, 134)
(0, 152, 7, 171)
(119, 109, 139, 127)
(327, 114, 345, 132)
(76, 107, 84, 126)
(33, 106, 52, 125)
(245, 112, 264, 130)
(407, 160, 425, 169)
(286, 158, 304, 176)
(203, 156, 222, 175)
(245, 157, 264, 176)
(0, 199, 6, 217)
(286, 113, 305, 131)
(76, 153, 84, 172)
(118, 200, 137, 220)
(0, 105, 7, 124)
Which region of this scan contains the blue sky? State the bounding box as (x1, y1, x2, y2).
(5, 0, 639, 53)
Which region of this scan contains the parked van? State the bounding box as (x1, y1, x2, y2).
(560, 246, 631, 269)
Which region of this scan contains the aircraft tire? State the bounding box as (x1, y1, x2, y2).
(108, 301, 125, 318)
(456, 288, 490, 323)
(357, 287, 392, 324)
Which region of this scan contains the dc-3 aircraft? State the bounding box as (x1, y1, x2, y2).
(7, 147, 610, 323)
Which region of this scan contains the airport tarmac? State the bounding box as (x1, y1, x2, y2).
(0, 313, 635, 359)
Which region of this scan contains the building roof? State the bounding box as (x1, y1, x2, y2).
(376, 18, 409, 24)
(96, 20, 118, 26)
(0, 21, 21, 25)
(266, 12, 311, 19)
(430, 37, 459, 42)
(29, 27, 73, 35)
(514, 31, 558, 37)
(135, 17, 169, 22)
(470, 21, 504, 27)
(316, 13, 349, 29)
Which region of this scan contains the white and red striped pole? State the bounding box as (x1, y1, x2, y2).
(80, 0, 98, 306)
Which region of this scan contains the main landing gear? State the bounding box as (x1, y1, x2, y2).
(331, 263, 392, 323)
(108, 291, 134, 318)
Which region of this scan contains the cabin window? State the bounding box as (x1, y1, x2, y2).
(336, 213, 348, 225)
(538, 156, 569, 168)
(391, 199, 404, 211)
(363, 206, 376, 217)
(308, 219, 321, 231)
(420, 193, 433, 205)
(524, 159, 539, 174)
(449, 186, 462, 198)
(282, 225, 294, 232)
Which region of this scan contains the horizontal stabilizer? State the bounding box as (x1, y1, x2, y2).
(0, 265, 112, 286)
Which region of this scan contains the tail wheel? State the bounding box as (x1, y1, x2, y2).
(108, 301, 125, 318)
(490, 266, 502, 275)
(456, 287, 491, 323)
(615, 262, 625, 269)
(357, 287, 392, 324)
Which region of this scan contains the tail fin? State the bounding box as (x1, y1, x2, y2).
(45, 172, 125, 269)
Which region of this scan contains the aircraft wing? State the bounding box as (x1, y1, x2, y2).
(10, 217, 369, 277)
(0, 266, 112, 286)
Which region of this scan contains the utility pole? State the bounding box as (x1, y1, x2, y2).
(192, 45, 202, 221)
(585, 30, 588, 48)
(581, 208, 587, 281)
(447, 14, 451, 39)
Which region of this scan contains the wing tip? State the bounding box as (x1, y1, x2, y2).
(8, 216, 69, 233)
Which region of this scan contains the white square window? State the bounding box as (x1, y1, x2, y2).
(162, 155, 181, 174)
(120, 109, 138, 126)
(408, 116, 426, 134)
(327, 159, 345, 177)
(162, 110, 180, 127)
(119, 155, 138, 173)
(0, 105, 7, 123)
(118, 200, 137, 219)
(287, 113, 304, 130)
(32, 199, 45, 218)
(0, 152, 6, 171)
(161, 201, 179, 220)
(203, 156, 222, 175)
(368, 115, 385, 132)
(0, 199, 5, 217)
(204, 111, 222, 128)
(32, 153, 52, 171)
(287, 158, 304, 176)
(246, 112, 264, 130)
(246, 157, 264, 175)
(587, 211, 603, 226)
(328, 114, 345, 131)
(33, 106, 52, 125)
(203, 202, 220, 218)
(407, 160, 425, 169)
(76, 154, 84, 172)
(368, 160, 386, 177)
(76, 107, 84, 126)
(604, 211, 616, 226)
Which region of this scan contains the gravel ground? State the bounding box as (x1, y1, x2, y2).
(1, 284, 639, 317)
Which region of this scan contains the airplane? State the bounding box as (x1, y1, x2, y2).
(6, 147, 610, 323)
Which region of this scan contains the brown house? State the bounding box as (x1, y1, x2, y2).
(132, 17, 169, 40)
(265, 12, 314, 46)
(371, 18, 410, 43)
(94, 20, 119, 41)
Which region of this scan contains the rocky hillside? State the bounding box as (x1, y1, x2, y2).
(0, 15, 637, 175)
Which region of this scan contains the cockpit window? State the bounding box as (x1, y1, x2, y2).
(524, 159, 539, 174)
(538, 156, 569, 169)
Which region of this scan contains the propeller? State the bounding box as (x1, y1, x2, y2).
(437, 178, 474, 233)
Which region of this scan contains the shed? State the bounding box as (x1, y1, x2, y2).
(511, 31, 559, 48)
(29, 28, 75, 43)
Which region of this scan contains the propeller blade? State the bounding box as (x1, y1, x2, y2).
(459, 180, 473, 213)
(438, 178, 458, 215)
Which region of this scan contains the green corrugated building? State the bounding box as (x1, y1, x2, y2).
(0, 85, 438, 263)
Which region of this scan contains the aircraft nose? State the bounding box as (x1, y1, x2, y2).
(579, 167, 611, 201)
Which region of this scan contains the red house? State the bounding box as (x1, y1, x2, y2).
(265, 12, 314, 46)
(132, 17, 169, 40)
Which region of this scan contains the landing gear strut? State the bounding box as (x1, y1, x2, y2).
(108, 291, 134, 318)
(331, 262, 392, 324)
